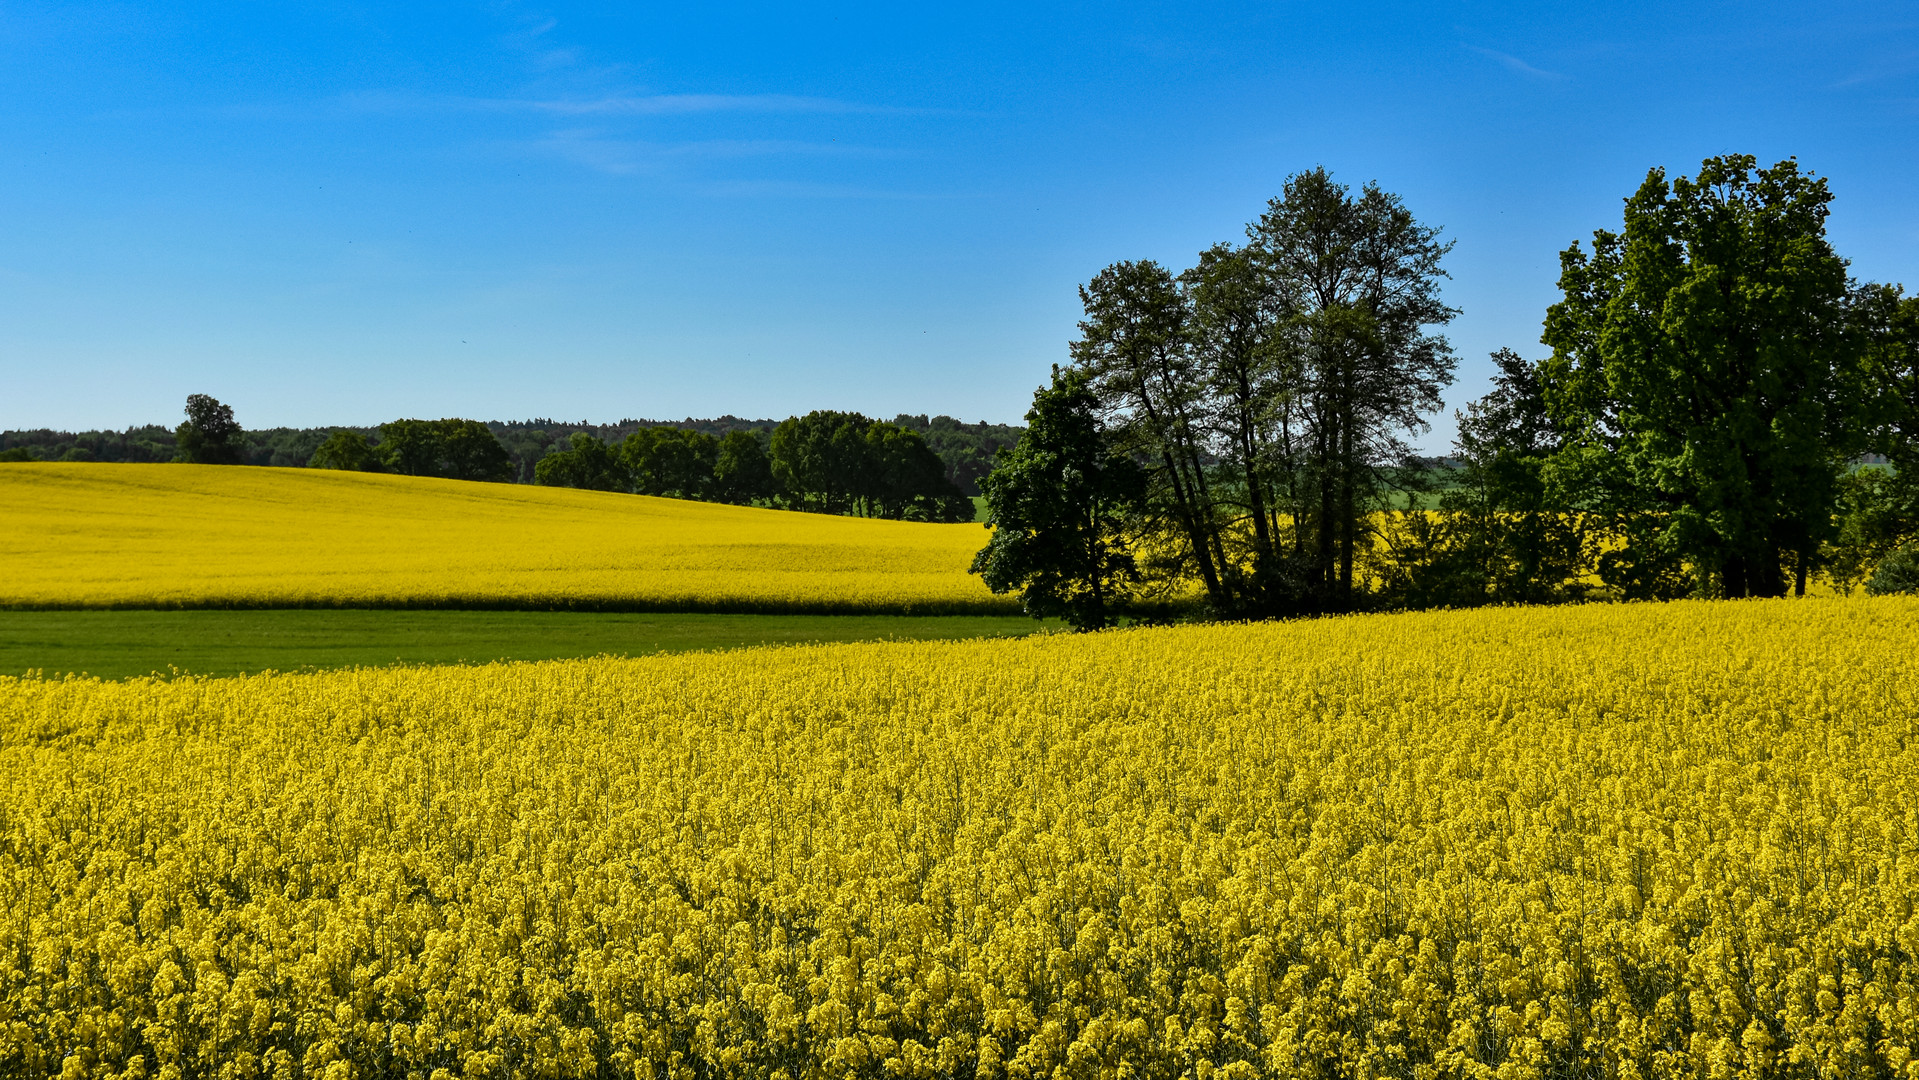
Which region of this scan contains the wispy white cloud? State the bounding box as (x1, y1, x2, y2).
(1832, 52, 1919, 88)
(524, 129, 908, 175)
(531, 94, 902, 116)
(498, 130, 940, 197)
(1463, 45, 1567, 82)
(340, 90, 908, 117)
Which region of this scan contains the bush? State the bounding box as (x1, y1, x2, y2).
(1866, 546, 1919, 595)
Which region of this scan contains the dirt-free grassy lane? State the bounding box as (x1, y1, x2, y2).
(0, 610, 1050, 680)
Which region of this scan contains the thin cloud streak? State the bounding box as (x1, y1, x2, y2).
(1463, 45, 1567, 82)
(522, 131, 912, 174)
(340, 90, 918, 117)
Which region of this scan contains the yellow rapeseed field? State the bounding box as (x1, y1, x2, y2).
(3, 598, 1916, 1078)
(0, 463, 1009, 613)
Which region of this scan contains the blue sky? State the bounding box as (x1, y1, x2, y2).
(2, 2, 1915, 447)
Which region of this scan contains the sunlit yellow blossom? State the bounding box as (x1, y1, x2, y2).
(0, 462, 1010, 613)
(2, 597, 1916, 1076)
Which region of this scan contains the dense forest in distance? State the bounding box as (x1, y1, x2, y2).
(0, 413, 1024, 496)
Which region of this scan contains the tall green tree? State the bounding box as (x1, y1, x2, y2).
(1827, 284, 1919, 588)
(175, 394, 246, 465)
(623, 427, 718, 498)
(308, 430, 381, 472)
(1249, 168, 1457, 610)
(1539, 155, 1872, 598)
(535, 432, 629, 491)
(1071, 260, 1228, 607)
(377, 419, 513, 482)
(971, 368, 1146, 630)
(377, 419, 447, 477)
(712, 430, 777, 505)
(864, 423, 974, 522)
(769, 411, 874, 514)
(1181, 242, 1287, 606)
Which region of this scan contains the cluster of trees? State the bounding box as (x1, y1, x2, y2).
(977, 168, 1459, 624)
(0, 426, 179, 464)
(5, 412, 1020, 510)
(532, 411, 974, 521)
(976, 157, 1919, 628)
(310, 419, 515, 482)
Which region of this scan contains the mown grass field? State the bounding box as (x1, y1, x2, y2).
(3, 598, 1915, 1077)
(0, 609, 1049, 679)
(0, 462, 1013, 613)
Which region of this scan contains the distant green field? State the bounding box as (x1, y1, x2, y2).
(0, 609, 1050, 681)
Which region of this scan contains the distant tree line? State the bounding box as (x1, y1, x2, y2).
(5, 400, 1009, 525)
(531, 411, 974, 521)
(975, 157, 1919, 628)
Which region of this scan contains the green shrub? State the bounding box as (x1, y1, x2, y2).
(1865, 547, 1919, 596)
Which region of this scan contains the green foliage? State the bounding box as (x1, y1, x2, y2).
(621, 427, 719, 498)
(377, 418, 514, 482)
(865, 422, 976, 522)
(770, 412, 973, 521)
(712, 430, 777, 505)
(770, 411, 871, 514)
(1245, 168, 1458, 612)
(1866, 546, 1919, 595)
(174, 394, 246, 465)
(0, 448, 34, 462)
(534, 432, 629, 492)
(971, 368, 1146, 630)
(307, 430, 382, 472)
(1378, 349, 1590, 608)
(1055, 171, 1457, 617)
(1072, 259, 1228, 607)
(890, 415, 1025, 495)
(1539, 155, 1870, 599)
(0, 609, 1048, 680)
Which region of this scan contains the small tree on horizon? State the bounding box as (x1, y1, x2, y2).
(175, 394, 246, 465)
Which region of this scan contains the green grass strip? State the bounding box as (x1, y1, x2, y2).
(0, 609, 1049, 681)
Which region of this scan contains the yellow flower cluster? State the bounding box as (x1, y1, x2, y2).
(3, 598, 1917, 1078)
(0, 463, 1009, 614)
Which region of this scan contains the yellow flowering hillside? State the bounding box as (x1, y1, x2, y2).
(3, 598, 1916, 1078)
(0, 462, 1009, 613)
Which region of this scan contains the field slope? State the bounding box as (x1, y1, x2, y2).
(0, 462, 1013, 613)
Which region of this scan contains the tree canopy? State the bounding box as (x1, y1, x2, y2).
(1053, 168, 1456, 618)
(971, 368, 1145, 630)
(769, 412, 972, 521)
(1539, 155, 1870, 598)
(175, 394, 246, 466)
(308, 430, 381, 472)
(376, 419, 515, 483)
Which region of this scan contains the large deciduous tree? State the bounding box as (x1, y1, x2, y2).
(1249, 168, 1457, 610)
(623, 427, 718, 498)
(1539, 155, 1873, 598)
(535, 432, 629, 492)
(1047, 169, 1456, 616)
(175, 394, 246, 465)
(377, 419, 514, 483)
(971, 368, 1145, 630)
(1070, 260, 1227, 607)
(308, 430, 381, 472)
(712, 430, 777, 505)
(1181, 242, 1287, 606)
